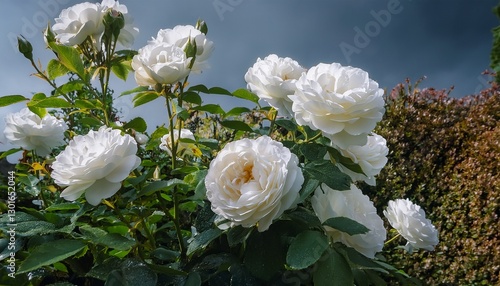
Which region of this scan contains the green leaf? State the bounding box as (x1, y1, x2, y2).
(133, 91, 159, 107)
(47, 59, 69, 80)
(123, 117, 147, 132)
(120, 86, 150, 97)
(45, 202, 81, 212)
(220, 120, 254, 132)
(286, 230, 329, 270)
(182, 91, 202, 105)
(188, 84, 209, 93)
(322, 217, 370, 235)
(304, 160, 351, 191)
(18, 239, 86, 274)
(184, 272, 202, 286)
(313, 249, 354, 286)
(208, 86, 232, 95)
(80, 225, 135, 250)
(226, 226, 253, 247)
(186, 228, 222, 256)
(111, 61, 130, 81)
(49, 43, 86, 80)
(139, 179, 190, 197)
(0, 94, 28, 107)
(232, 88, 260, 104)
(226, 107, 250, 117)
(79, 117, 103, 127)
(193, 104, 225, 115)
(300, 143, 328, 161)
(0, 148, 22, 159)
(57, 80, 85, 95)
(275, 118, 298, 132)
(28, 97, 71, 108)
(74, 99, 97, 109)
(327, 146, 365, 175)
(298, 175, 321, 203)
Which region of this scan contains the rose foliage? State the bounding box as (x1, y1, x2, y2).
(0, 1, 439, 285)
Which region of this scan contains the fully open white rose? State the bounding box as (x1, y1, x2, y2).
(4, 108, 68, 157)
(51, 126, 141, 206)
(52, 2, 104, 46)
(159, 129, 197, 156)
(151, 25, 214, 73)
(205, 136, 304, 232)
(311, 183, 386, 258)
(383, 199, 439, 253)
(244, 54, 305, 118)
(100, 0, 139, 47)
(132, 42, 191, 86)
(335, 133, 389, 186)
(290, 63, 385, 148)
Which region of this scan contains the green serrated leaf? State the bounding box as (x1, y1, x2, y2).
(49, 43, 86, 80)
(225, 107, 250, 117)
(322, 217, 370, 235)
(300, 143, 328, 161)
(133, 91, 159, 107)
(226, 226, 253, 247)
(232, 88, 260, 104)
(220, 120, 254, 132)
(187, 228, 222, 256)
(0, 95, 28, 107)
(47, 59, 69, 80)
(28, 97, 71, 108)
(139, 179, 190, 197)
(74, 99, 96, 109)
(123, 117, 147, 132)
(193, 104, 225, 115)
(0, 148, 22, 159)
(120, 86, 150, 97)
(286, 230, 328, 270)
(304, 160, 351, 191)
(182, 91, 202, 105)
(275, 119, 298, 132)
(18, 239, 86, 274)
(45, 202, 81, 212)
(188, 84, 209, 93)
(111, 61, 130, 81)
(313, 249, 354, 286)
(57, 80, 84, 95)
(208, 86, 232, 95)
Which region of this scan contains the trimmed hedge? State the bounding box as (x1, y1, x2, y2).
(364, 78, 500, 285)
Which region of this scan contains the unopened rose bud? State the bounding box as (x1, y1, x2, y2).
(17, 36, 33, 60)
(135, 133, 148, 145)
(44, 24, 56, 46)
(196, 19, 208, 35)
(103, 9, 125, 40)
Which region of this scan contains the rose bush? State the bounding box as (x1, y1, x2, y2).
(0, 1, 438, 285)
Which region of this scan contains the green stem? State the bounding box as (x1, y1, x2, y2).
(385, 233, 401, 245)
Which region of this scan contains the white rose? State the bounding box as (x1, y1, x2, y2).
(289, 63, 385, 148)
(383, 199, 439, 253)
(335, 133, 389, 186)
(159, 129, 196, 156)
(3, 108, 68, 157)
(311, 183, 386, 258)
(132, 42, 191, 86)
(205, 136, 304, 232)
(52, 2, 104, 46)
(51, 126, 141, 206)
(100, 0, 139, 48)
(244, 54, 305, 118)
(151, 25, 214, 73)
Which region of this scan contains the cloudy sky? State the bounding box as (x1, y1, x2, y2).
(0, 0, 498, 154)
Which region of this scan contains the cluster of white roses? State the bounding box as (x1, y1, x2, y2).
(2, 0, 439, 259)
(52, 0, 138, 48)
(203, 54, 438, 257)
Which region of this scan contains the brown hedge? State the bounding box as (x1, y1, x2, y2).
(364, 78, 500, 285)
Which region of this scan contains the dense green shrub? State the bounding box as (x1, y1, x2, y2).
(364, 78, 500, 285)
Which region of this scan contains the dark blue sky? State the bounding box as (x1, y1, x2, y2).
(1, 0, 498, 150)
